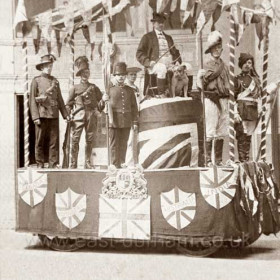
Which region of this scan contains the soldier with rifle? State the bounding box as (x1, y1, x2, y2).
(65, 56, 105, 169)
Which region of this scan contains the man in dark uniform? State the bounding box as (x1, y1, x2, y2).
(136, 12, 181, 96)
(234, 53, 262, 162)
(104, 62, 138, 168)
(29, 54, 69, 168)
(66, 56, 105, 169)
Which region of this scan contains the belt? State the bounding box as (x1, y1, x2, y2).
(114, 110, 131, 113)
(237, 97, 258, 103)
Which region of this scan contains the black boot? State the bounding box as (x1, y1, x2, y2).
(214, 139, 224, 166)
(84, 143, 94, 169)
(157, 78, 167, 97)
(70, 143, 79, 168)
(206, 140, 213, 167)
(237, 135, 247, 163)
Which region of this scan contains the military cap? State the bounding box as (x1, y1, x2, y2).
(36, 54, 56, 71)
(75, 56, 90, 76)
(127, 67, 141, 73)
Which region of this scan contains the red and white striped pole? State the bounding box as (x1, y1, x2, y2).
(259, 17, 269, 161)
(228, 5, 237, 162)
(22, 42, 30, 167)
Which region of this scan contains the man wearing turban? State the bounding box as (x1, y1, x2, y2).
(234, 53, 262, 162)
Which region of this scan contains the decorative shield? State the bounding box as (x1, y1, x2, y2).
(161, 187, 196, 230)
(55, 188, 86, 229)
(18, 168, 47, 207)
(200, 166, 238, 210)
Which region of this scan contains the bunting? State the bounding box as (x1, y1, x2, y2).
(12, 0, 279, 55)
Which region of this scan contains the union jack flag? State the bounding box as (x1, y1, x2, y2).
(138, 98, 203, 169)
(98, 195, 151, 239)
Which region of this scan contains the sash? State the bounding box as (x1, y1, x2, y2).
(237, 79, 257, 102)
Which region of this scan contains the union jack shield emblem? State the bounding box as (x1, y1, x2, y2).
(200, 166, 238, 210)
(18, 168, 47, 207)
(160, 187, 196, 230)
(55, 188, 87, 229)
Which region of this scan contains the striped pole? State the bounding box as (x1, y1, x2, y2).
(22, 42, 30, 167)
(228, 5, 237, 162)
(69, 35, 75, 87)
(68, 35, 75, 169)
(259, 17, 269, 161)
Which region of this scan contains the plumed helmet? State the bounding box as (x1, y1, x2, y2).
(205, 31, 223, 54)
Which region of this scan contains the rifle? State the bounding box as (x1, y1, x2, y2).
(62, 106, 84, 168)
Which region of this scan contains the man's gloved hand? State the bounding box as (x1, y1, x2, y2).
(102, 94, 109, 103)
(34, 119, 41, 126)
(133, 124, 138, 131)
(196, 69, 206, 89)
(149, 61, 156, 68)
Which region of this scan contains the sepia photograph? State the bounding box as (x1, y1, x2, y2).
(0, 0, 279, 279)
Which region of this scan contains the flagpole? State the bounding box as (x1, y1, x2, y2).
(102, 9, 111, 167)
(22, 40, 30, 167)
(67, 34, 75, 169)
(228, 4, 237, 163)
(259, 16, 269, 162)
(199, 32, 207, 167)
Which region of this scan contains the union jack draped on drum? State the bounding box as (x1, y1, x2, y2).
(138, 98, 204, 169)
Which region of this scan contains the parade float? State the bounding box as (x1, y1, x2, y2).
(14, 0, 280, 256)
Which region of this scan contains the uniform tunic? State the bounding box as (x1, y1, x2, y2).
(29, 73, 68, 167)
(66, 82, 104, 144)
(66, 81, 104, 168)
(203, 58, 230, 140)
(108, 84, 138, 167)
(234, 72, 261, 162)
